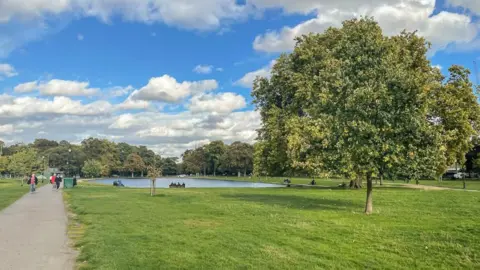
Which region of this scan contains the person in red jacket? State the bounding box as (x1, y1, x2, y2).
(29, 173, 37, 193)
(50, 173, 56, 190)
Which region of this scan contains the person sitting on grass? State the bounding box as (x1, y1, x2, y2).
(310, 179, 316, 185)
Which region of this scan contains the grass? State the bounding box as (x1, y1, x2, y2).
(65, 184, 480, 269)
(0, 179, 30, 210)
(414, 180, 480, 191)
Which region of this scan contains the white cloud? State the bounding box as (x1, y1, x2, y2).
(188, 92, 247, 114)
(447, 0, 480, 15)
(131, 75, 218, 103)
(193, 65, 214, 74)
(0, 63, 18, 78)
(77, 33, 84, 41)
(433, 65, 442, 70)
(14, 79, 99, 96)
(0, 95, 112, 119)
(253, 0, 479, 54)
(216, 67, 224, 72)
(107, 85, 135, 97)
(14, 81, 38, 93)
(0, 124, 15, 134)
(116, 91, 151, 110)
(235, 60, 276, 88)
(0, 0, 249, 30)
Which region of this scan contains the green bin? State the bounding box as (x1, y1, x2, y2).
(64, 178, 74, 189)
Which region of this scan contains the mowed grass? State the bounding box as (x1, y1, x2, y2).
(65, 185, 480, 270)
(415, 180, 480, 191)
(0, 179, 28, 210)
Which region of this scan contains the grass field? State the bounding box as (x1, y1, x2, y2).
(65, 185, 480, 269)
(0, 179, 30, 210)
(414, 180, 480, 191)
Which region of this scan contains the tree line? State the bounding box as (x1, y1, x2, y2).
(0, 138, 255, 178)
(0, 138, 179, 178)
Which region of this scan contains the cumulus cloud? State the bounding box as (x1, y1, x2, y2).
(116, 90, 151, 110)
(0, 95, 112, 119)
(235, 60, 276, 88)
(253, 0, 479, 54)
(14, 79, 99, 96)
(447, 0, 480, 15)
(188, 92, 247, 114)
(131, 75, 218, 103)
(0, 63, 18, 78)
(0, 0, 249, 30)
(14, 81, 38, 93)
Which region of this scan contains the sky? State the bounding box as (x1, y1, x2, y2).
(0, 0, 479, 157)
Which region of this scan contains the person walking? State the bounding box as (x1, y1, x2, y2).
(50, 173, 56, 190)
(55, 174, 62, 190)
(29, 173, 38, 193)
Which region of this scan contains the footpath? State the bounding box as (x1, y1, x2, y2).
(0, 185, 76, 270)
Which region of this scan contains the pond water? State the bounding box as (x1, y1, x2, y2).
(92, 178, 284, 188)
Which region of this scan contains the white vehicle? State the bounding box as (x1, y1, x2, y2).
(453, 172, 465, 179)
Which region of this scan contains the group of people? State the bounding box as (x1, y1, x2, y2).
(169, 182, 185, 188)
(50, 174, 63, 190)
(113, 180, 125, 187)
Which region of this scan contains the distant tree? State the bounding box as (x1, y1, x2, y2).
(182, 148, 207, 175)
(124, 153, 145, 178)
(428, 65, 480, 179)
(8, 148, 41, 177)
(162, 157, 179, 175)
(82, 159, 103, 178)
(226, 142, 254, 176)
(204, 141, 226, 176)
(0, 156, 9, 174)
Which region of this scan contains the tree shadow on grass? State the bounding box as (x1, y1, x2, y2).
(221, 193, 361, 211)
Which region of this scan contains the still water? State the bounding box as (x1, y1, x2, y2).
(93, 178, 284, 188)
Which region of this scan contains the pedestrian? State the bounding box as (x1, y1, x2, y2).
(55, 174, 62, 190)
(30, 173, 37, 193)
(50, 173, 56, 190)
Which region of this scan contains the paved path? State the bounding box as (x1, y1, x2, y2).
(0, 185, 76, 270)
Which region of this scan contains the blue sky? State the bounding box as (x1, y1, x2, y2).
(0, 0, 479, 156)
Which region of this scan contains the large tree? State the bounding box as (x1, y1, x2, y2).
(253, 18, 444, 214)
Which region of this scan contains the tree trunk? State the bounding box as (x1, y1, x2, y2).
(380, 175, 383, 186)
(131, 171, 134, 178)
(415, 179, 419, 185)
(349, 178, 363, 189)
(364, 175, 373, 214)
(463, 179, 466, 189)
(141, 171, 144, 178)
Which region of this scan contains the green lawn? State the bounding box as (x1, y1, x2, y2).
(414, 180, 480, 191)
(0, 179, 29, 210)
(65, 185, 480, 269)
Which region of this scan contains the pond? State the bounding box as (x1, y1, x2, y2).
(92, 178, 284, 188)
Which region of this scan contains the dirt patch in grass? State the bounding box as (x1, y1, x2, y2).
(402, 184, 451, 191)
